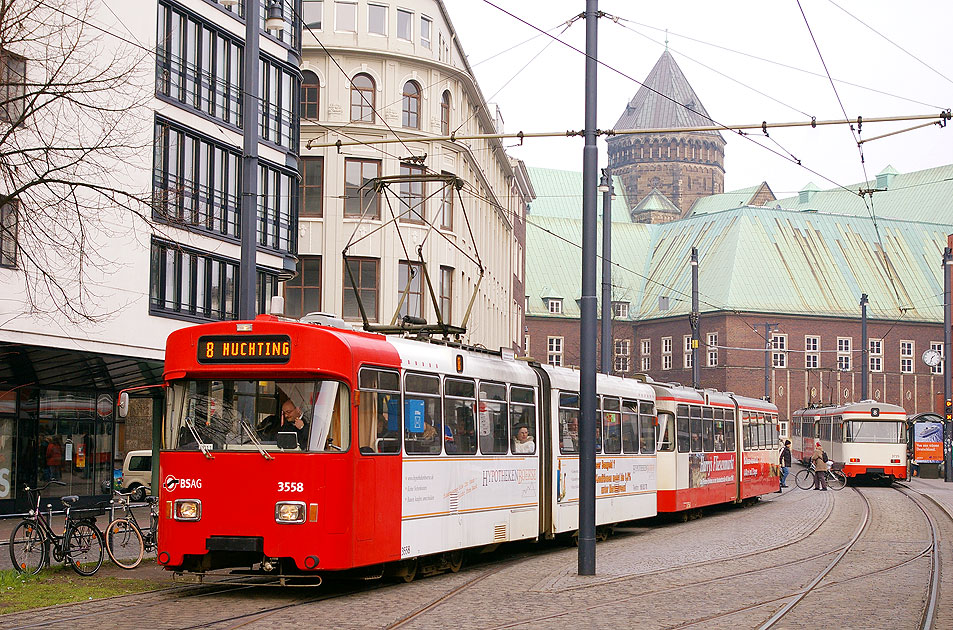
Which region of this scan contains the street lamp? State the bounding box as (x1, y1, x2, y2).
(265, 0, 284, 32)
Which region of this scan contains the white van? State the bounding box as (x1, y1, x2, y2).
(121, 450, 152, 501)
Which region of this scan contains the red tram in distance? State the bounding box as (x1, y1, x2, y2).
(154, 314, 779, 582)
(791, 400, 907, 483)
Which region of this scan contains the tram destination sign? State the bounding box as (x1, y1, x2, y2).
(198, 335, 292, 364)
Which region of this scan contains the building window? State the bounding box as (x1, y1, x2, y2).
(397, 8, 413, 41)
(524, 334, 530, 353)
(805, 335, 820, 370)
(640, 356, 650, 371)
(837, 337, 852, 371)
(869, 339, 883, 373)
(259, 56, 298, 149)
(402, 81, 421, 129)
(157, 2, 243, 127)
(772, 334, 787, 369)
(421, 16, 432, 49)
(707, 332, 718, 367)
(683, 335, 693, 369)
(612, 302, 629, 319)
(301, 70, 320, 119)
(547, 336, 563, 367)
(931, 342, 944, 375)
(284, 256, 321, 318)
(302, 0, 323, 28)
(614, 339, 630, 373)
(398, 260, 423, 320)
(662, 336, 672, 370)
(548, 299, 562, 314)
(440, 90, 451, 135)
(153, 118, 241, 240)
(335, 1, 357, 32)
(344, 158, 381, 218)
(0, 49, 25, 123)
(439, 174, 453, 229)
(0, 200, 17, 268)
(399, 163, 425, 223)
(301, 157, 323, 217)
(368, 3, 386, 35)
(350, 72, 375, 122)
(150, 239, 250, 320)
(901, 340, 914, 374)
(439, 266, 452, 323)
(640, 339, 650, 356)
(343, 257, 378, 321)
(212, 0, 244, 17)
(257, 160, 297, 253)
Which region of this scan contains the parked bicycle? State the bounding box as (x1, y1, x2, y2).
(104, 491, 158, 569)
(795, 462, 847, 491)
(8, 481, 105, 576)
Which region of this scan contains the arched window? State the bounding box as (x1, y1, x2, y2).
(440, 90, 451, 135)
(402, 81, 420, 129)
(301, 70, 320, 120)
(350, 73, 375, 122)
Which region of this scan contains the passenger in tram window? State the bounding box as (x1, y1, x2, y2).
(376, 412, 399, 453)
(513, 424, 535, 453)
(561, 415, 579, 452)
(595, 422, 602, 453)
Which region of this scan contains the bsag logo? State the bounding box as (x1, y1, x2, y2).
(164, 475, 202, 492)
(164, 475, 180, 491)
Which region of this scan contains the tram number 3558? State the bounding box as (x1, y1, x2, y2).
(277, 482, 304, 492)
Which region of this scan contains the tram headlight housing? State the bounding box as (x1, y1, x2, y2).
(275, 501, 306, 524)
(174, 499, 202, 521)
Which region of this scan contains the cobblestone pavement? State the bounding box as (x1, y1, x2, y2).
(4, 478, 953, 629)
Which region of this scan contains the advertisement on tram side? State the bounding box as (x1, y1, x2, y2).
(914, 421, 943, 463)
(687, 452, 736, 488)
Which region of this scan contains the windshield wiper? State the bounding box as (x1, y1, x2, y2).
(185, 417, 214, 460)
(240, 420, 274, 460)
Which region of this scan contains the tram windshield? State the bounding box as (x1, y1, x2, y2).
(843, 420, 903, 444)
(164, 379, 350, 452)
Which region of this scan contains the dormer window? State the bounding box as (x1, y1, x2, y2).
(612, 301, 629, 319)
(548, 299, 563, 314)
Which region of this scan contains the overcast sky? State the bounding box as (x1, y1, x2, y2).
(443, 0, 953, 198)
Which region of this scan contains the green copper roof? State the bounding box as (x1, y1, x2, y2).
(526, 167, 631, 221)
(632, 188, 681, 214)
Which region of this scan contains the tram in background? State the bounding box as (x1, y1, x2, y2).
(642, 377, 780, 513)
(152, 313, 779, 581)
(791, 400, 907, 483)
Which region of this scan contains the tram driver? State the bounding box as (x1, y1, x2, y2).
(258, 395, 310, 447)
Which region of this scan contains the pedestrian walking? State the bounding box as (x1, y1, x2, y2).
(811, 441, 828, 490)
(777, 440, 792, 492)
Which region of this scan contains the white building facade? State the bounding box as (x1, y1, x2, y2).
(0, 0, 300, 513)
(294, 0, 531, 350)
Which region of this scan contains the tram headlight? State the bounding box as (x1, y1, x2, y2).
(174, 499, 202, 521)
(275, 501, 306, 524)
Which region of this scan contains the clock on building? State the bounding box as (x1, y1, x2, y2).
(922, 348, 942, 367)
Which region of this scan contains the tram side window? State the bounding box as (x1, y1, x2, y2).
(690, 405, 702, 452)
(603, 396, 622, 454)
(741, 412, 751, 451)
(822, 417, 832, 441)
(834, 416, 843, 441)
(772, 414, 780, 445)
(357, 368, 401, 454)
(658, 411, 676, 451)
(758, 414, 767, 449)
(639, 401, 655, 454)
(444, 377, 477, 455)
(676, 404, 690, 452)
(510, 385, 536, 455)
(404, 372, 442, 455)
(713, 408, 725, 452)
(478, 382, 508, 454)
(724, 409, 736, 451)
(702, 407, 714, 452)
(805, 421, 814, 439)
(559, 392, 580, 454)
(622, 399, 639, 453)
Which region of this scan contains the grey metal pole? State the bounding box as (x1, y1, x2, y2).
(239, 0, 261, 321)
(860, 293, 868, 400)
(600, 170, 612, 375)
(578, 0, 599, 576)
(691, 247, 699, 389)
(944, 248, 952, 482)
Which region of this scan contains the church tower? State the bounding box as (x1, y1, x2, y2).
(607, 50, 725, 223)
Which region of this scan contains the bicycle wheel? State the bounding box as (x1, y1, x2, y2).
(65, 522, 104, 576)
(105, 518, 144, 569)
(9, 520, 47, 575)
(828, 470, 847, 490)
(795, 468, 815, 490)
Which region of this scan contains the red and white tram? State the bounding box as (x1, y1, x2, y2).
(155, 315, 660, 578)
(643, 377, 780, 512)
(791, 400, 907, 482)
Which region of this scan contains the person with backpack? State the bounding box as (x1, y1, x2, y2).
(811, 441, 828, 490)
